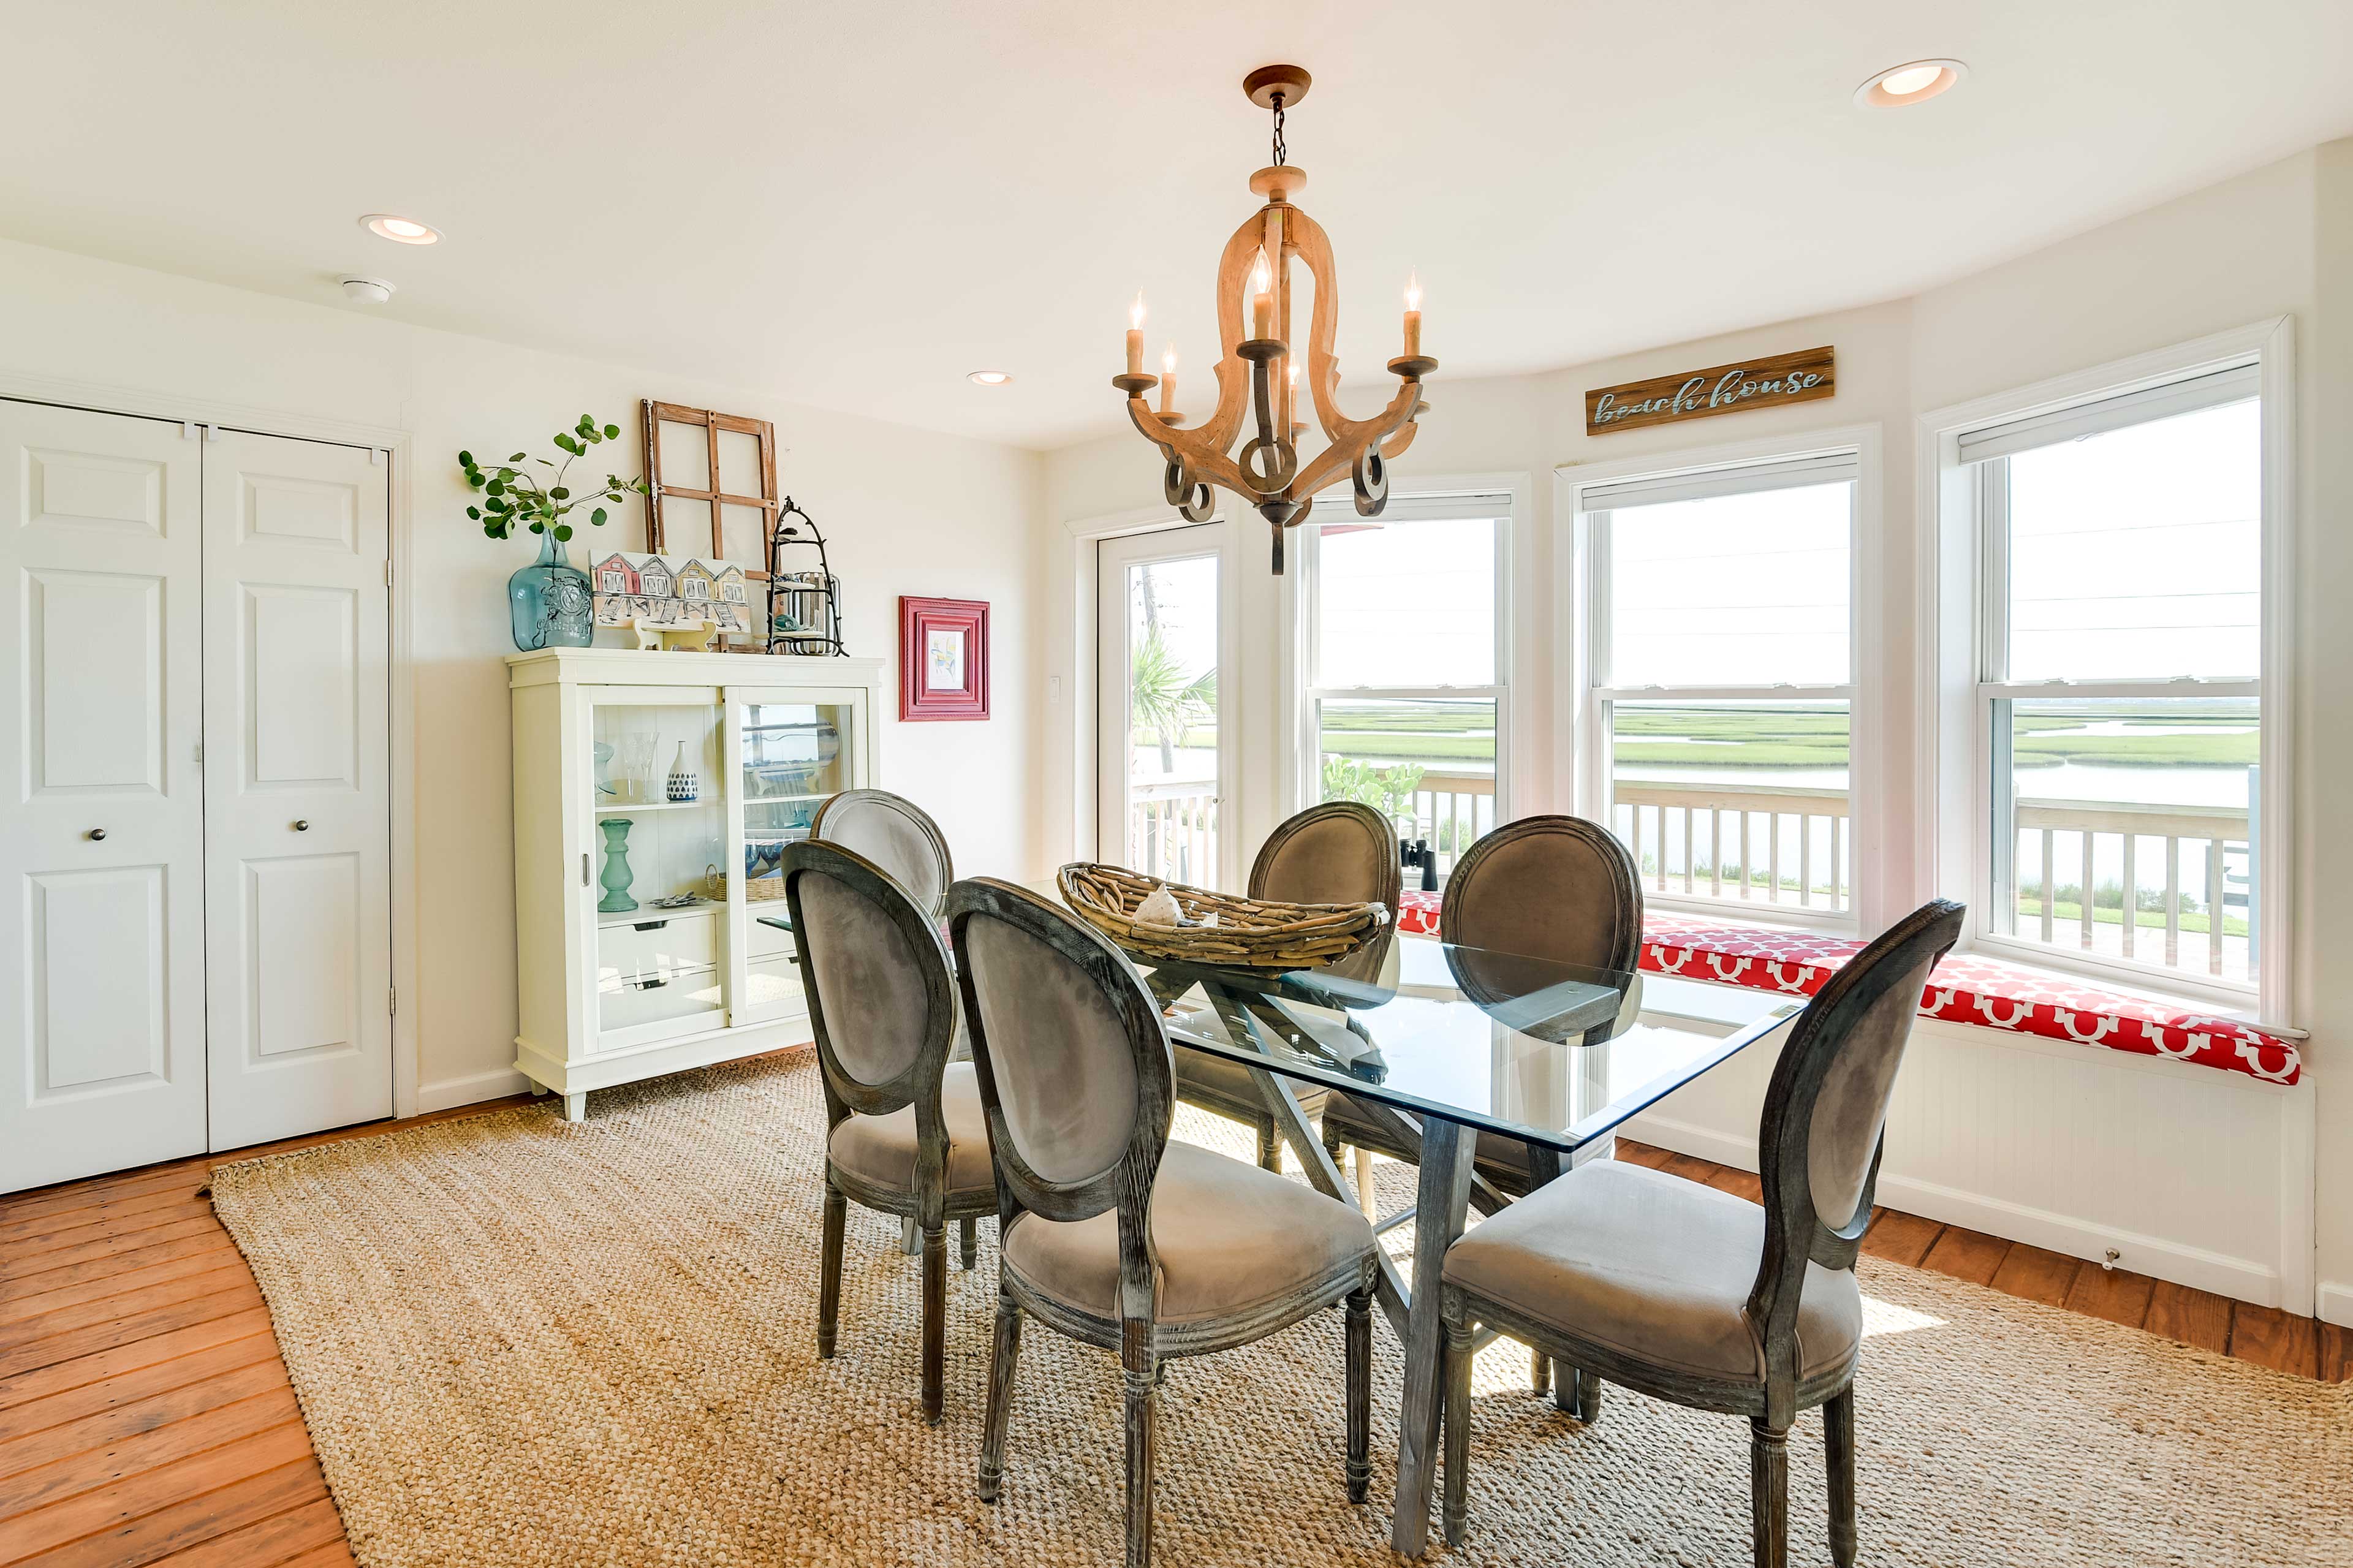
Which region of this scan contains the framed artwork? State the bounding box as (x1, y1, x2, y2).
(899, 596, 990, 721)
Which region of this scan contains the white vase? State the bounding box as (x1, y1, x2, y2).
(666, 741, 699, 803)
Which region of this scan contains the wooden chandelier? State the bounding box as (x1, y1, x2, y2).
(1113, 64, 1435, 573)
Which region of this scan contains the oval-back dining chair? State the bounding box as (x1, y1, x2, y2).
(809, 787, 954, 916)
(782, 838, 994, 1425)
(947, 877, 1379, 1568)
(1169, 801, 1403, 1172)
(1319, 813, 1642, 1408)
(1438, 898, 1965, 1567)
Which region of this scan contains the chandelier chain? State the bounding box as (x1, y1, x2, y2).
(1270, 93, 1286, 167)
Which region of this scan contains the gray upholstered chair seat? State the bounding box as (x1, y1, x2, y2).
(1443, 1159, 1861, 1385)
(1174, 1043, 1328, 1118)
(827, 1062, 995, 1197)
(1001, 1142, 1376, 1326)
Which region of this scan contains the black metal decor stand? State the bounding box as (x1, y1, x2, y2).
(765, 496, 846, 656)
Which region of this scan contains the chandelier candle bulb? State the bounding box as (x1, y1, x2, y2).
(1126, 293, 1146, 377)
(1403, 271, 1423, 358)
(1159, 345, 1176, 417)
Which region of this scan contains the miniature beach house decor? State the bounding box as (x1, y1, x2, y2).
(591, 552, 756, 651)
(898, 596, 990, 720)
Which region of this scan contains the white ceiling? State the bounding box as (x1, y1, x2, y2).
(5, 2, 2348, 451)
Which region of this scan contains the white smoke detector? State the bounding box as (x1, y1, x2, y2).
(338, 275, 396, 305)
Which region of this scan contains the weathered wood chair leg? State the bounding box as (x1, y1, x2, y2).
(1569, 1368, 1604, 1422)
(1345, 1285, 1373, 1503)
(1751, 1417, 1789, 1568)
(1530, 1346, 1550, 1395)
(1441, 1289, 1474, 1547)
(1825, 1387, 1857, 1567)
(817, 1176, 846, 1359)
(1256, 1117, 1281, 1173)
(1123, 1347, 1159, 1568)
(920, 1222, 947, 1424)
(960, 1216, 979, 1271)
(977, 1292, 1022, 1502)
(1352, 1146, 1377, 1219)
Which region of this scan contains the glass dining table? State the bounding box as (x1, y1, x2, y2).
(762, 900, 1805, 1553)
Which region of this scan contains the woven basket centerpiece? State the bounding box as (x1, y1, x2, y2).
(1056, 862, 1389, 969)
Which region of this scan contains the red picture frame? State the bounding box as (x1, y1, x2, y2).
(899, 596, 990, 721)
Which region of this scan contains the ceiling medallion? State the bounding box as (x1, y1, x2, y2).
(1114, 64, 1434, 572)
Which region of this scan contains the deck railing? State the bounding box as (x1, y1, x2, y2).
(1610, 781, 1851, 912)
(2011, 797, 2251, 977)
(1391, 771, 1499, 879)
(1128, 778, 1218, 887)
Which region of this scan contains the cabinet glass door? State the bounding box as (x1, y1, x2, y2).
(727, 689, 860, 1024)
(585, 690, 728, 1050)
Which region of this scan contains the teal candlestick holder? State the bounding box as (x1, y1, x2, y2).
(597, 817, 638, 913)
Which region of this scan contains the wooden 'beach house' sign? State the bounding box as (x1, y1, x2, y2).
(1585, 346, 1836, 435)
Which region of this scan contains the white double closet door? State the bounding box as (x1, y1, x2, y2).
(0, 399, 393, 1192)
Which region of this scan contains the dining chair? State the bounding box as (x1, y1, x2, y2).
(1437, 898, 1966, 1567)
(781, 838, 995, 1425)
(1319, 813, 1642, 1410)
(809, 787, 976, 1264)
(947, 877, 1379, 1568)
(809, 787, 953, 915)
(1172, 800, 1403, 1172)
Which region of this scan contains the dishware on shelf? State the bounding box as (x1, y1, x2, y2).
(612, 735, 657, 804)
(667, 741, 699, 802)
(594, 741, 616, 797)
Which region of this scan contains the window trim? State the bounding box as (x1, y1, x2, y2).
(1917, 319, 2298, 1026)
(1559, 425, 1884, 934)
(1278, 474, 1534, 840)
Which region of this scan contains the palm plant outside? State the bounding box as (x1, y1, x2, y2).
(1129, 624, 1216, 770)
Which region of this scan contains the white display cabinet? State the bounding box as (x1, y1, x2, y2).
(507, 649, 884, 1119)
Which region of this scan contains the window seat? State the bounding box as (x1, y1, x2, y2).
(1393, 890, 2299, 1085)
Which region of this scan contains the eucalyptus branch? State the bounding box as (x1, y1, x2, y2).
(460, 414, 648, 543)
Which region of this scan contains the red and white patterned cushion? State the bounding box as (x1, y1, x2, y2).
(1392, 891, 2300, 1085)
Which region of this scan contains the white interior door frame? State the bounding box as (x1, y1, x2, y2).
(0, 369, 422, 1121)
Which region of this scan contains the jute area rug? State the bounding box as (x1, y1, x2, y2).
(210, 1050, 2352, 1567)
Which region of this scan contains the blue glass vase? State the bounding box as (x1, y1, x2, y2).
(509, 530, 594, 651)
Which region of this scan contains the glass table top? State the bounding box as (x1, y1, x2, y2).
(759, 890, 1803, 1154)
(1131, 934, 1800, 1154)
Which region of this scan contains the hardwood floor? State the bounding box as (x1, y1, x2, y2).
(1614, 1138, 2351, 1380)
(1, 1112, 2342, 1568)
(0, 1096, 533, 1568)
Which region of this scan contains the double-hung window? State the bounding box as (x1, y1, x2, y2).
(1964, 366, 2264, 990)
(1580, 452, 1858, 920)
(1297, 500, 1509, 882)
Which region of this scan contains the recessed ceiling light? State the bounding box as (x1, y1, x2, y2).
(360, 213, 441, 245)
(968, 371, 1013, 386)
(1855, 59, 1967, 108)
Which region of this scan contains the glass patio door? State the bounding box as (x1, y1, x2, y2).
(1097, 525, 1232, 889)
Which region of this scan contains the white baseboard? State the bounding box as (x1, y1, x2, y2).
(1620, 998, 2309, 1312)
(2319, 1281, 2353, 1330)
(415, 1066, 532, 1114)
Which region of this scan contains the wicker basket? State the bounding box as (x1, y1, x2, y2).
(713, 873, 789, 904)
(1056, 862, 1389, 969)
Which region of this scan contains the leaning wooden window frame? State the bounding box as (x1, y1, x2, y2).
(641, 399, 780, 591)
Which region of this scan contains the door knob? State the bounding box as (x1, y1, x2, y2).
(293, 820, 311, 831)
(87, 828, 107, 841)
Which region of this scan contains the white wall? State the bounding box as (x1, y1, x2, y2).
(0, 237, 1046, 1113)
(1043, 142, 2353, 1310)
